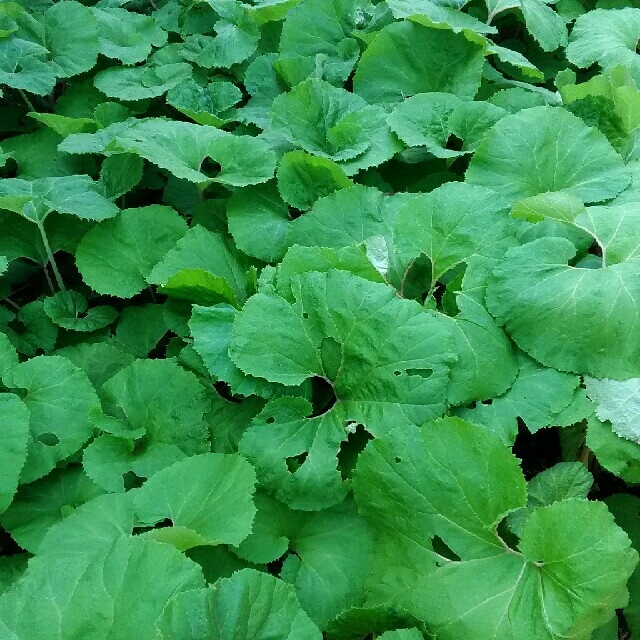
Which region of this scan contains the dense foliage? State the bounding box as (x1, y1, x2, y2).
(1, 0, 640, 637)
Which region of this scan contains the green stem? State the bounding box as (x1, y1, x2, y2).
(1, 297, 20, 311)
(37, 221, 66, 292)
(18, 89, 35, 112)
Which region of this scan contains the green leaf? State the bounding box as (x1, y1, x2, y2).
(157, 568, 322, 640)
(27, 112, 96, 136)
(190, 304, 281, 398)
(587, 416, 640, 484)
(166, 78, 242, 126)
(567, 8, 640, 85)
(0, 333, 18, 379)
(486, 237, 640, 378)
(394, 182, 514, 283)
(92, 7, 167, 65)
(232, 270, 455, 508)
(148, 225, 249, 306)
(387, 92, 465, 157)
(2, 355, 99, 484)
(0, 175, 118, 223)
(75, 205, 187, 298)
(0, 494, 205, 640)
(519, 0, 568, 52)
(585, 376, 640, 442)
(0, 394, 29, 514)
(226, 182, 292, 262)
(0, 466, 104, 553)
(82, 359, 210, 492)
(425, 500, 635, 640)
(511, 191, 587, 223)
(43, 290, 117, 332)
(606, 494, 640, 638)
(134, 453, 256, 550)
(354, 418, 638, 640)
(466, 106, 630, 204)
(507, 462, 593, 536)
(115, 304, 172, 358)
(353, 21, 485, 103)
(99, 153, 144, 200)
(277, 150, 353, 210)
(455, 352, 584, 444)
(94, 62, 192, 101)
(271, 79, 389, 163)
(62, 118, 277, 186)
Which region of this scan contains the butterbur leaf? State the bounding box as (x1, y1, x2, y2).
(387, 93, 464, 157)
(92, 7, 167, 65)
(166, 78, 242, 126)
(82, 359, 210, 491)
(2, 355, 100, 483)
(277, 151, 353, 210)
(0, 175, 118, 223)
(394, 182, 514, 283)
(0, 394, 29, 514)
(507, 462, 593, 536)
(587, 416, 640, 484)
(148, 225, 249, 306)
(455, 352, 583, 443)
(519, 0, 568, 52)
(0, 494, 205, 640)
(511, 191, 587, 223)
(43, 290, 117, 332)
(134, 453, 256, 550)
(226, 183, 292, 263)
(271, 79, 381, 161)
(486, 237, 640, 378)
(279, 0, 360, 84)
(354, 418, 638, 640)
(466, 106, 630, 204)
(99, 153, 144, 200)
(0, 466, 104, 553)
(115, 304, 172, 358)
(157, 569, 322, 640)
(585, 376, 640, 442)
(353, 21, 485, 103)
(75, 205, 187, 298)
(567, 8, 640, 85)
(0, 333, 18, 378)
(94, 62, 192, 101)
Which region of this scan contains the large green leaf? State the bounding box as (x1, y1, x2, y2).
(2, 355, 100, 483)
(486, 236, 640, 378)
(585, 376, 640, 442)
(133, 453, 256, 550)
(92, 7, 167, 65)
(567, 8, 640, 85)
(75, 205, 187, 298)
(0, 394, 29, 514)
(157, 569, 322, 640)
(82, 359, 210, 492)
(0, 493, 205, 640)
(353, 21, 485, 103)
(465, 106, 630, 204)
(354, 418, 638, 640)
(0, 175, 118, 223)
(0, 466, 104, 553)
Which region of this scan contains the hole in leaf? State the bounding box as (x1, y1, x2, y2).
(393, 370, 401, 376)
(155, 518, 173, 529)
(445, 134, 464, 152)
(337, 423, 373, 479)
(432, 535, 460, 563)
(37, 432, 59, 446)
(310, 376, 337, 417)
(122, 471, 146, 490)
(286, 451, 308, 472)
(265, 416, 275, 424)
(481, 398, 493, 405)
(394, 456, 402, 464)
(200, 157, 221, 179)
(405, 368, 433, 379)
(302, 312, 309, 319)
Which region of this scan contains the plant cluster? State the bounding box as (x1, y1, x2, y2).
(1, 0, 640, 638)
